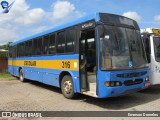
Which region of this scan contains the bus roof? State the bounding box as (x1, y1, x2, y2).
(10, 12, 138, 46)
(10, 12, 98, 46)
(141, 28, 160, 36)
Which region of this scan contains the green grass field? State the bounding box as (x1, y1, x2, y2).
(0, 73, 17, 80)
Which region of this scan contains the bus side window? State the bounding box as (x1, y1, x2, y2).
(43, 34, 56, 55)
(66, 29, 75, 53)
(28, 40, 33, 56)
(12, 46, 16, 58)
(17, 43, 25, 57)
(33, 37, 43, 56)
(48, 34, 56, 55)
(144, 38, 151, 63)
(38, 38, 43, 55)
(43, 35, 50, 55)
(9, 47, 12, 58)
(25, 40, 32, 56)
(57, 31, 65, 54)
(33, 38, 38, 55)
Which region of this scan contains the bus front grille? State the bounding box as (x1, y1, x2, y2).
(124, 79, 143, 86)
(117, 71, 147, 78)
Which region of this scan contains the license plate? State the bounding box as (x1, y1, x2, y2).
(145, 82, 151, 87)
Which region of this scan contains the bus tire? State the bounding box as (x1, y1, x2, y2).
(19, 69, 25, 82)
(61, 75, 76, 99)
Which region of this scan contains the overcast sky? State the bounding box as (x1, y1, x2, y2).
(0, 0, 160, 45)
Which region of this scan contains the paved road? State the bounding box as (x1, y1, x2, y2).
(0, 80, 160, 120)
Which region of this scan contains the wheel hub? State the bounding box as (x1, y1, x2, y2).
(63, 80, 72, 94)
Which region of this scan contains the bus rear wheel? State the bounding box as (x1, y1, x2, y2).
(61, 75, 76, 99)
(19, 69, 25, 82)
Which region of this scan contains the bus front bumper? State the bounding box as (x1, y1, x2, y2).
(98, 81, 150, 98)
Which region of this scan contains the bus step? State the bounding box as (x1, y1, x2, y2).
(89, 82, 96, 92)
(82, 91, 98, 98)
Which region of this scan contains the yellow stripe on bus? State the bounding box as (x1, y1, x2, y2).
(8, 60, 79, 71)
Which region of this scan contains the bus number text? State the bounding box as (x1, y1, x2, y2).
(62, 61, 70, 69)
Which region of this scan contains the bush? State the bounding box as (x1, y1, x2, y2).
(0, 69, 7, 73)
(0, 51, 8, 58)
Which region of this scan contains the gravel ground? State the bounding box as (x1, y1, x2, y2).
(0, 80, 160, 120)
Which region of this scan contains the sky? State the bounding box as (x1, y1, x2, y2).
(0, 0, 160, 45)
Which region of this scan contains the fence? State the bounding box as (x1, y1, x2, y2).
(0, 57, 8, 73)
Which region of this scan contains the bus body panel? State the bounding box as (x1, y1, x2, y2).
(8, 54, 80, 92)
(8, 64, 80, 92)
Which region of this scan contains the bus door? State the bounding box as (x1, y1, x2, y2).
(80, 31, 88, 91)
(79, 28, 97, 93)
(142, 37, 151, 63)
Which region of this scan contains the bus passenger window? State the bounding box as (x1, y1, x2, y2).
(43, 35, 50, 55)
(28, 41, 32, 56)
(17, 43, 25, 57)
(44, 34, 56, 55)
(12, 46, 16, 58)
(33, 38, 43, 55)
(25, 40, 32, 56)
(9, 47, 12, 58)
(49, 34, 56, 54)
(57, 31, 65, 54)
(33, 39, 37, 55)
(37, 38, 43, 55)
(66, 29, 75, 53)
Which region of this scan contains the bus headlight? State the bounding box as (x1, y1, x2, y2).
(145, 76, 149, 81)
(105, 81, 122, 87)
(116, 82, 121, 86)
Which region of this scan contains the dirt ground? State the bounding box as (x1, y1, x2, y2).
(0, 80, 160, 120)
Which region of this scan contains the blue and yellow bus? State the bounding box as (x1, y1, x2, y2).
(8, 13, 150, 99)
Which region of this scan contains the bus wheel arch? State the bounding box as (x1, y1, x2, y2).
(18, 67, 22, 74)
(59, 71, 76, 99)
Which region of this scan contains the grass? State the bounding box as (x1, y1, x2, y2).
(0, 73, 17, 80)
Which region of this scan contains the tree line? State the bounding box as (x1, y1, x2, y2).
(0, 42, 12, 50)
(0, 42, 12, 58)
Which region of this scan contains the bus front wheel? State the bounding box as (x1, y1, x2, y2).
(61, 75, 76, 99)
(19, 69, 25, 82)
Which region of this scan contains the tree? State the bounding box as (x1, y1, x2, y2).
(1, 42, 12, 50)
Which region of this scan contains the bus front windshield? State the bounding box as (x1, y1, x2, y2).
(153, 37, 160, 62)
(100, 25, 148, 70)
